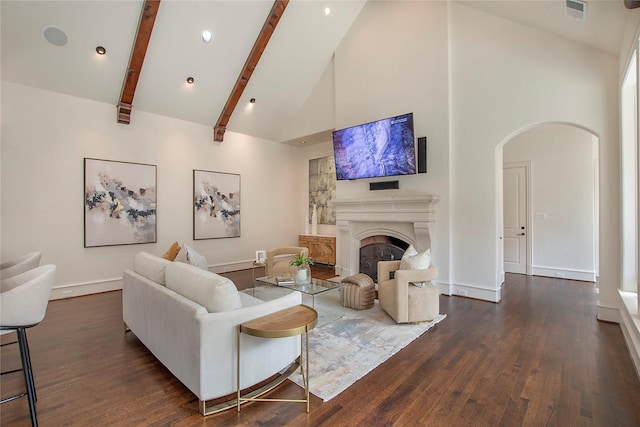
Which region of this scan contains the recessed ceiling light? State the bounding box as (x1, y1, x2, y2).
(202, 30, 212, 43)
(96, 46, 106, 55)
(300, 140, 306, 144)
(43, 26, 68, 47)
(324, 6, 331, 15)
(186, 77, 195, 84)
(249, 98, 256, 103)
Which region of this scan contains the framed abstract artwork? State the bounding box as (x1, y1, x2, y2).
(84, 158, 157, 247)
(309, 155, 336, 225)
(193, 170, 241, 239)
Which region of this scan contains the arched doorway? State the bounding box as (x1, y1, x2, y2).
(497, 122, 599, 283)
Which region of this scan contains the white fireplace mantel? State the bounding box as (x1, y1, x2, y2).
(333, 194, 440, 278)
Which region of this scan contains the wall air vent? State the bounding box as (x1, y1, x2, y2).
(565, 0, 587, 20)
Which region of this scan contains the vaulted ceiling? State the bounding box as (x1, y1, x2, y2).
(1, 0, 366, 143)
(1, 0, 631, 144)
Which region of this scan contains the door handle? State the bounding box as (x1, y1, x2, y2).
(517, 233, 525, 236)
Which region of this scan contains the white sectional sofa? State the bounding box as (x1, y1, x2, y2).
(122, 252, 302, 414)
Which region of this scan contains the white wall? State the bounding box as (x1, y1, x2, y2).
(449, 4, 619, 304)
(1, 1, 623, 315)
(333, 1, 451, 283)
(330, 1, 618, 303)
(1, 82, 315, 297)
(284, 60, 336, 143)
(504, 124, 597, 281)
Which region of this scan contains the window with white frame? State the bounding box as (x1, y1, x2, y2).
(621, 49, 638, 294)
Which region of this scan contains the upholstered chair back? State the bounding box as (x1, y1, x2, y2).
(1, 264, 55, 327)
(265, 247, 310, 277)
(1, 252, 42, 280)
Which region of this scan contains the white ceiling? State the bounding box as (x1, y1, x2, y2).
(461, 0, 629, 56)
(1, 0, 630, 144)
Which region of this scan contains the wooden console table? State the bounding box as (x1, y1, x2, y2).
(299, 234, 336, 265)
(237, 305, 318, 412)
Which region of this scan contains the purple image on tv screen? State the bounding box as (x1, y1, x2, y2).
(333, 113, 416, 180)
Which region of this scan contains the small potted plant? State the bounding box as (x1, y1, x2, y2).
(290, 251, 314, 284)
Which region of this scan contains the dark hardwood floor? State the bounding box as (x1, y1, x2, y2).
(2, 267, 640, 426)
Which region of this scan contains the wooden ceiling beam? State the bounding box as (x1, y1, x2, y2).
(213, 0, 289, 142)
(117, 0, 161, 124)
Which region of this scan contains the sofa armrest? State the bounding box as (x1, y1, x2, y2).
(378, 278, 404, 322)
(377, 260, 401, 283)
(197, 290, 303, 400)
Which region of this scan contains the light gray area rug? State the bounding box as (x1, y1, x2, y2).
(289, 300, 446, 401)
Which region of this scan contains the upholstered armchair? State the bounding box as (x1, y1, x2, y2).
(377, 260, 439, 324)
(265, 247, 309, 277)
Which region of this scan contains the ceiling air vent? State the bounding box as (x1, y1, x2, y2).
(565, 0, 587, 20)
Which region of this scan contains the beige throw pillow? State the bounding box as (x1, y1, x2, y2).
(174, 246, 188, 263)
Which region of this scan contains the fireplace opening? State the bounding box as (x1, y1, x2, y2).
(359, 236, 409, 282)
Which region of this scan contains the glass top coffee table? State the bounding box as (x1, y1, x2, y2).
(253, 276, 344, 326)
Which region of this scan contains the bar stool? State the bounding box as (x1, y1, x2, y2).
(1, 252, 41, 280)
(1, 252, 42, 351)
(1, 264, 56, 427)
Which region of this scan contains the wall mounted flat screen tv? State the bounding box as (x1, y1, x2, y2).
(332, 112, 416, 180)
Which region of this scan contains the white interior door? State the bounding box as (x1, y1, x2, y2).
(503, 165, 527, 274)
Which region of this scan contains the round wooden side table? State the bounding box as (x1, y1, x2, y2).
(237, 304, 318, 412)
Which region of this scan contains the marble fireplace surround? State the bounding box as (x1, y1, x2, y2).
(333, 194, 440, 279)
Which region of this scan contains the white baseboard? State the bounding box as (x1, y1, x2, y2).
(209, 259, 255, 274)
(531, 265, 596, 282)
(597, 303, 621, 323)
(435, 281, 502, 303)
(50, 277, 123, 300)
(618, 291, 640, 380)
(49, 259, 257, 300)
(334, 265, 351, 278)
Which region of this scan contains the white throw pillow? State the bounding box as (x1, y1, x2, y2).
(174, 244, 208, 270)
(186, 245, 208, 270)
(399, 245, 431, 270)
(165, 262, 241, 313)
(133, 252, 173, 285)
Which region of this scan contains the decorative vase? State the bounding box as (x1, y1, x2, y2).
(304, 212, 310, 235)
(311, 204, 318, 235)
(295, 266, 311, 285)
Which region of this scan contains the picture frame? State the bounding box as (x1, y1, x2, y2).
(193, 170, 241, 239)
(84, 158, 157, 247)
(255, 250, 266, 264)
(309, 155, 336, 225)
